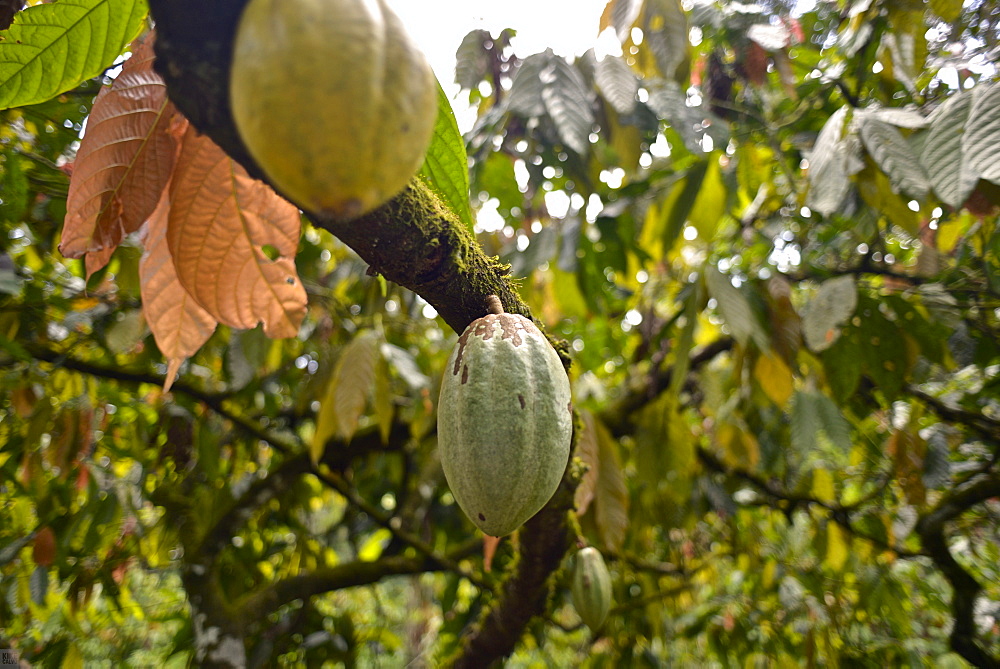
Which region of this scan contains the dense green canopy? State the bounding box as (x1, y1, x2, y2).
(1, 0, 999, 667)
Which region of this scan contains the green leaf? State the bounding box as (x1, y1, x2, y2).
(821, 330, 862, 402)
(811, 468, 836, 504)
(454, 29, 490, 90)
(105, 309, 145, 354)
(541, 57, 595, 155)
(602, 0, 642, 42)
(802, 275, 857, 353)
(645, 80, 702, 153)
(668, 283, 700, 399)
(858, 115, 929, 200)
(0, 0, 148, 110)
(507, 51, 549, 117)
(815, 394, 852, 451)
(0, 533, 33, 566)
(790, 391, 820, 454)
(858, 165, 921, 234)
(962, 80, 1000, 186)
(704, 267, 768, 349)
(30, 565, 48, 605)
(474, 150, 520, 216)
(643, 0, 689, 83)
(639, 159, 707, 256)
(807, 106, 856, 216)
(380, 343, 430, 390)
(0, 254, 21, 296)
(857, 296, 909, 401)
(595, 55, 638, 115)
(687, 156, 726, 240)
(921, 91, 975, 209)
(418, 80, 474, 233)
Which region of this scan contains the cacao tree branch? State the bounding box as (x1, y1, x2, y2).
(697, 446, 923, 558)
(147, 0, 529, 336)
(312, 466, 491, 590)
(908, 385, 1000, 447)
(449, 476, 577, 668)
(18, 342, 293, 452)
(600, 337, 734, 435)
(145, 3, 577, 665)
(190, 421, 408, 563)
(235, 539, 482, 625)
(916, 473, 1000, 669)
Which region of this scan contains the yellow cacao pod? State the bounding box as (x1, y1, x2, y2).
(230, 0, 437, 219)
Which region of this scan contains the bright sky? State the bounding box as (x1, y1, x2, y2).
(390, 1, 611, 119)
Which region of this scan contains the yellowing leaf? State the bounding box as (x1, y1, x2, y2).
(61, 34, 177, 270)
(593, 417, 629, 550)
(825, 522, 849, 572)
(811, 468, 836, 504)
(312, 330, 380, 462)
(139, 193, 217, 392)
(165, 125, 307, 338)
(716, 420, 760, 469)
(357, 528, 391, 562)
(754, 350, 794, 407)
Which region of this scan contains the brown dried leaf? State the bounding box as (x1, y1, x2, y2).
(593, 417, 629, 551)
(574, 410, 600, 515)
(166, 126, 306, 338)
(32, 527, 56, 567)
(61, 33, 177, 271)
(139, 192, 217, 391)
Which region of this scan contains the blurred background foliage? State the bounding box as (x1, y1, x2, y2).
(2, 0, 1000, 666)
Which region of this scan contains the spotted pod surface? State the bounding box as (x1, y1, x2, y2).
(437, 309, 572, 537)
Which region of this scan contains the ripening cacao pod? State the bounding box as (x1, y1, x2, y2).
(437, 296, 572, 537)
(230, 0, 438, 219)
(571, 546, 612, 632)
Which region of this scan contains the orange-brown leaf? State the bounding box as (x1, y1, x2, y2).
(166, 126, 307, 338)
(61, 33, 177, 269)
(139, 192, 218, 391)
(574, 410, 601, 516)
(33, 527, 56, 567)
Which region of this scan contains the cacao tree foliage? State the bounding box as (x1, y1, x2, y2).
(1, 0, 1000, 667)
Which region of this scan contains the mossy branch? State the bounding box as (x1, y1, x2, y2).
(449, 476, 577, 668)
(147, 2, 577, 665)
(916, 473, 1000, 669)
(236, 539, 483, 626)
(147, 0, 527, 335)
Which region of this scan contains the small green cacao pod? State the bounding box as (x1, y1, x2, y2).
(571, 547, 612, 632)
(437, 296, 572, 537)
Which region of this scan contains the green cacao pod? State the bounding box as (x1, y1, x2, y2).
(571, 547, 613, 632)
(437, 296, 572, 537)
(230, 0, 437, 219)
